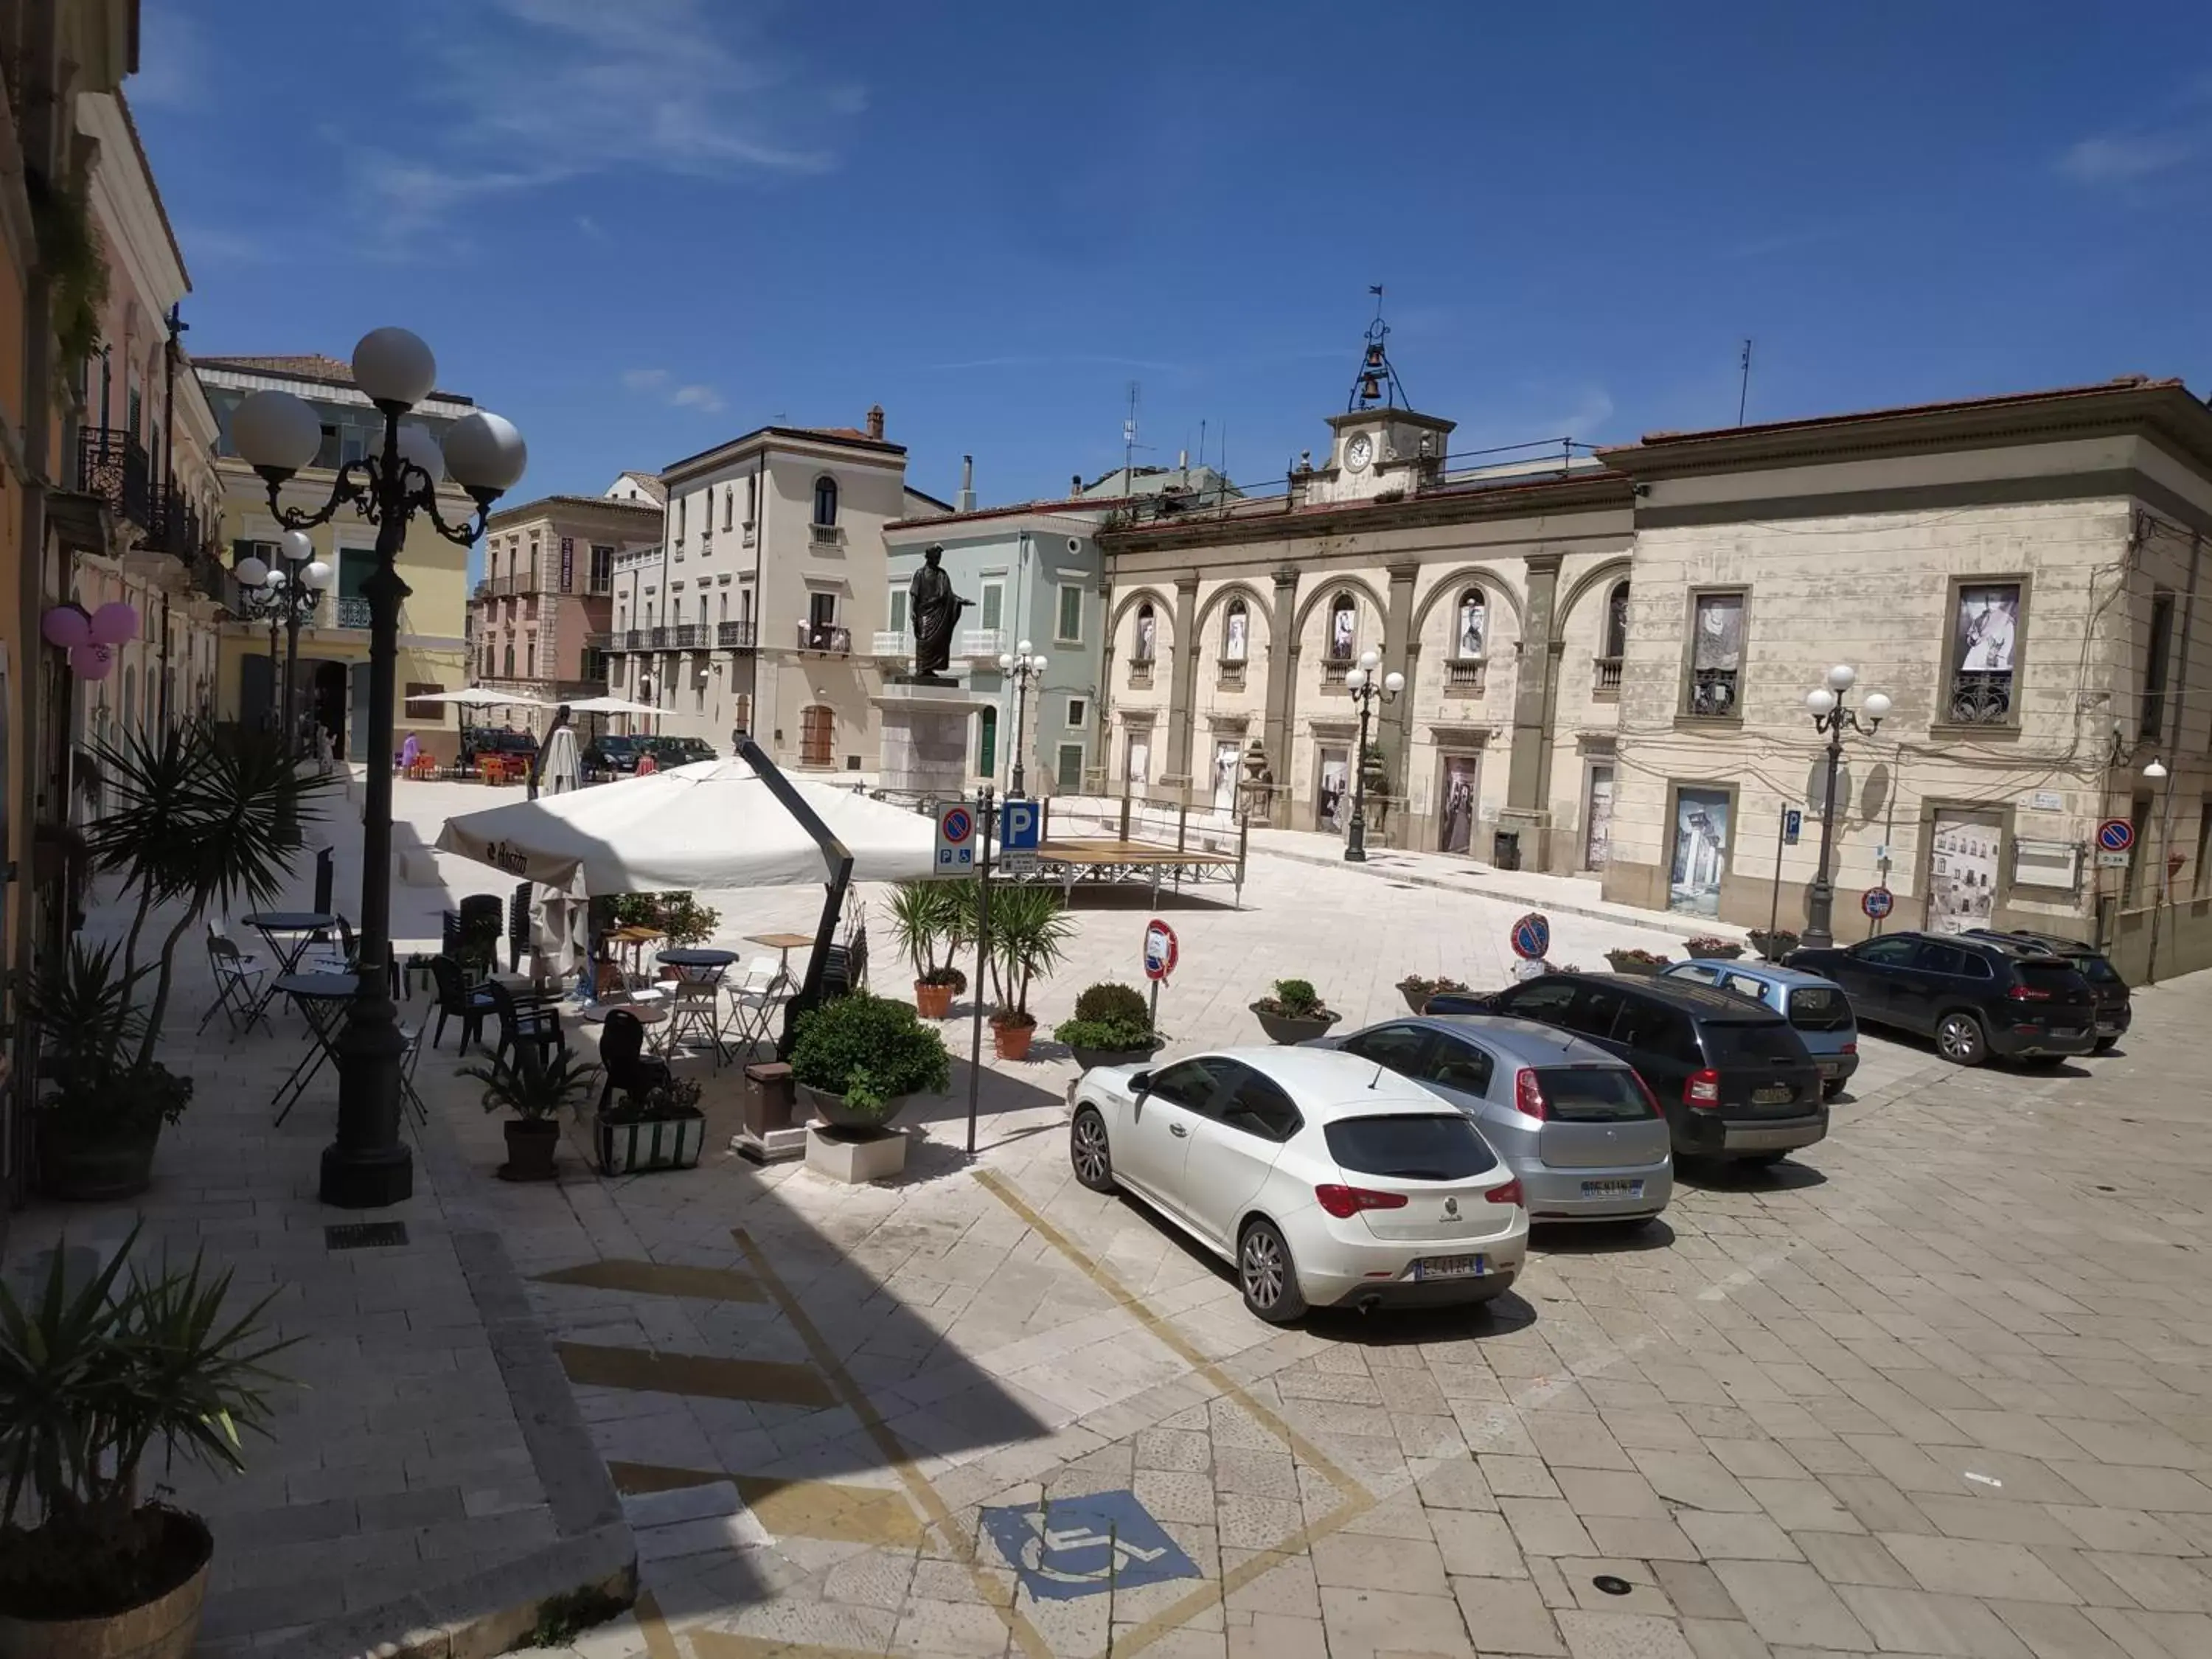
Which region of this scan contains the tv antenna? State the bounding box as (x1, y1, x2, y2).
(1121, 380, 1152, 495)
(1737, 339, 1753, 426)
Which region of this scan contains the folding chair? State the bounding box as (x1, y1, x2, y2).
(302, 915, 356, 976)
(663, 978, 728, 1067)
(199, 927, 271, 1037)
(397, 1016, 429, 1126)
(730, 969, 791, 1063)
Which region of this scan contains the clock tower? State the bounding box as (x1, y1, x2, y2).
(1302, 292, 1454, 505)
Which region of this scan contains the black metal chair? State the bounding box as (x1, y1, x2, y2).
(507, 883, 532, 973)
(484, 978, 566, 1071)
(313, 846, 335, 916)
(596, 1009, 672, 1113)
(428, 953, 497, 1052)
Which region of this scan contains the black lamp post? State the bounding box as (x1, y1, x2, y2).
(233, 529, 333, 754)
(230, 329, 526, 1208)
(1343, 647, 1403, 863)
(1800, 664, 1891, 950)
(997, 638, 1048, 799)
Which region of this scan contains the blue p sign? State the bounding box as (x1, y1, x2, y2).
(1002, 801, 1041, 851)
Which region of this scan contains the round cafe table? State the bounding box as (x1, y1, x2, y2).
(270, 972, 357, 1125)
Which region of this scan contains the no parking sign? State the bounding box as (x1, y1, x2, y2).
(935, 802, 975, 874)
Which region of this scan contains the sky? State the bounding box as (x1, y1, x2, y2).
(132, 0, 2212, 540)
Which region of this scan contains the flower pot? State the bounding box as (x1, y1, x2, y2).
(1747, 931, 1798, 963)
(594, 1107, 706, 1175)
(498, 1118, 562, 1182)
(914, 980, 956, 1020)
(797, 1083, 908, 1133)
(1251, 1004, 1339, 1045)
(1685, 944, 1744, 960)
(992, 1020, 1036, 1061)
(1604, 956, 1666, 978)
(1068, 1036, 1163, 1072)
(1398, 985, 1430, 1014)
(0, 1506, 212, 1659)
(35, 1119, 159, 1202)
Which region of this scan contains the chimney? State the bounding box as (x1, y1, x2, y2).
(865, 403, 885, 441)
(957, 454, 975, 513)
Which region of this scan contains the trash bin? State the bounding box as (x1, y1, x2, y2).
(1492, 829, 1521, 871)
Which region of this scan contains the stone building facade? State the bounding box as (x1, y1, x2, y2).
(469, 493, 656, 731)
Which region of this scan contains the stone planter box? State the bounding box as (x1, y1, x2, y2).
(1604, 955, 1669, 978)
(594, 1107, 707, 1176)
(1251, 1004, 1340, 1045)
(1068, 1036, 1164, 1072)
(805, 1123, 910, 1184)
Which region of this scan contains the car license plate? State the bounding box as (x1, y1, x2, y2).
(1815, 1060, 1840, 1077)
(1581, 1179, 1644, 1200)
(2096, 1022, 2120, 1035)
(1413, 1254, 1489, 1281)
(2051, 1027, 2084, 1040)
(1752, 1085, 1794, 1105)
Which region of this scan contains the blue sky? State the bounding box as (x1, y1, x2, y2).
(135, 0, 2211, 529)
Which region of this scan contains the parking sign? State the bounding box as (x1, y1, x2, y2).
(1001, 799, 1041, 852)
(935, 803, 975, 874)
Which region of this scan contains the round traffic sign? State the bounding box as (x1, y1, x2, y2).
(2096, 817, 2135, 854)
(1509, 912, 1551, 962)
(1861, 886, 1894, 919)
(940, 806, 973, 844)
(1143, 920, 1179, 982)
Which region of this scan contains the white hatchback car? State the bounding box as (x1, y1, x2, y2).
(1068, 1047, 1528, 1323)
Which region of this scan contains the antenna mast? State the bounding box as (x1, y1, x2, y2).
(1737, 338, 1753, 426)
(1122, 381, 1141, 497)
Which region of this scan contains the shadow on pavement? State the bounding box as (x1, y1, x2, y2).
(1530, 1217, 1676, 1253)
(1675, 1157, 1829, 1192)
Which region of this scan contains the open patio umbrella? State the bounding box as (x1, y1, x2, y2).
(562, 694, 662, 717)
(433, 757, 936, 894)
(540, 725, 582, 795)
(414, 686, 554, 710)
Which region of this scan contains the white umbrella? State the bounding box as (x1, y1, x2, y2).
(563, 695, 662, 716)
(529, 885, 582, 980)
(434, 757, 936, 894)
(541, 726, 581, 795)
(417, 686, 554, 710)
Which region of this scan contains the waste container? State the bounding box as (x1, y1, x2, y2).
(1492, 829, 1522, 871)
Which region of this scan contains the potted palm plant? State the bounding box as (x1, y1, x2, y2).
(1251, 978, 1340, 1043)
(887, 879, 966, 1019)
(985, 884, 1075, 1061)
(594, 1075, 707, 1176)
(1053, 981, 1163, 1071)
(24, 943, 192, 1201)
(0, 1225, 291, 1659)
(789, 993, 950, 1134)
(462, 1048, 602, 1181)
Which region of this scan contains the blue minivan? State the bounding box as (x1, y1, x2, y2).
(1660, 959, 1860, 1099)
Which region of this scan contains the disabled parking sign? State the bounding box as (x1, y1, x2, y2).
(934, 803, 975, 874)
(979, 1490, 1200, 1601)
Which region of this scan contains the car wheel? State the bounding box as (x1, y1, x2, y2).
(1238, 1219, 1307, 1324)
(1069, 1106, 1116, 1193)
(2092, 1037, 2118, 1055)
(1935, 1011, 1988, 1066)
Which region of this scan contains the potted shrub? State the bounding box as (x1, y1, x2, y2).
(1396, 974, 1470, 1014)
(462, 1047, 602, 1181)
(24, 943, 193, 1201)
(0, 1225, 291, 1659)
(1684, 935, 1744, 960)
(1604, 947, 1672, 977)
(789, 992, 951, 1134)
(1251, 978, 1339, 1044)
(1747, 928, 1799, 962)
(1053, 981, 1163, 1071)
(985, 884, 1075, 1061)
(595, 1075, 707, 1176)
(888, 879, 967, 1019)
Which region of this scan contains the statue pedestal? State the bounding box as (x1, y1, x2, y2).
(876, 680, 979, 799)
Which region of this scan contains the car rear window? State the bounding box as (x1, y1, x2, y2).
(1324, 1115, 1498, 1180)
(2075, 956, 2122, 986)
(2016, 960, 2084, 991)
(1533, 1067, 1653, 1122)
(1697, 1020, 1805, 1066)
(1786, 986, 1853, 1032)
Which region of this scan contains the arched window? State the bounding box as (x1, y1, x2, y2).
(1326, 594, 1356, 661)
(698, 594, 708, 627)
(1603, 580, 1630, 659)
(1453, 587, 1487, 660)
(813, 476, 839, 527)
(1133, 601, 1157, 662)
(722, 485, 733, 531)
(1222, 598, 1248, 662)
(800, 703, 835, 766)
(745, 473, 757, 523)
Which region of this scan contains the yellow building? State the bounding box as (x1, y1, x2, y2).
(196, 355, 480, 764)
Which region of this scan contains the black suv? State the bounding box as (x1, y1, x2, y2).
(1787, 931, 2095, 1067)
(643, 736, 717, 768)
(1430, 974, 1826, 1166)
(583, 733, 644, 774)
(1961, 929, 2130, 1051)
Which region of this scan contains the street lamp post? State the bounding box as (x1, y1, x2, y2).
(997, 639, 1048, 799)
(1801, 664, 1891, 950)
(234, 529, 333, 754)
(232, 328, 525, 1208)
(1342, 647, 1405, 863)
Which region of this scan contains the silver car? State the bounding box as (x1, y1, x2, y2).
(1324, 1015, 1674, 1222)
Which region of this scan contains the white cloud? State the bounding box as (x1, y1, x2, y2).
(623, 367, 724, 416)
(2057, 132, 2195, 186)
(671, 385, 727, 413)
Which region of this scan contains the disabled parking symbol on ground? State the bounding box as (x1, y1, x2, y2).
(978, 1489, 1200, 1601)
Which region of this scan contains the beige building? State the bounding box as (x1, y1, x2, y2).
(470, 493, 656, 728)
(1102, 373, 2211, 978)
(604, 407, 947, 767)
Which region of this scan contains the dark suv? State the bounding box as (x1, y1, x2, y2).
(1961, 929, 2130, 1052)
(1787, 931, 2095, 1067)
(583, 733, 644, 774)
(1430, 974, 1826, 1166)
(643, 736, 717, 768)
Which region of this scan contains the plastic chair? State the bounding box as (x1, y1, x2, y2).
(596, 1009, 672, 1113)
(428, 954, 497, 1052)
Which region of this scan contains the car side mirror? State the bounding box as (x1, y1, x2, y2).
(1128, 1071, 1152, 1097)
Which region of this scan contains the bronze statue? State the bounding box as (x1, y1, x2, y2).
(908, 545, 972, 678)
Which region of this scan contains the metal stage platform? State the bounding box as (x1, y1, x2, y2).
(1017, 798, 1248, 907)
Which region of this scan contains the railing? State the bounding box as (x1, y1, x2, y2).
(1687, 667, 1739, 717)
(77, 427, 153, 529)
(584, 633, 612, 653)
(1321, 658, 1350, 686)
(1593, 656, 1624, 692)
(135, 486, 204, 559)
(742, 526, 757, 549)
(1128, 659, 1154, 689)
(332, 596, 371, 630)
(1217, 661, 1245, 689)
(1948, 669, 2013, 725)
(669, 624, 707, 649)
(960, 627, 1006, 659)
(798, 622, 852, 653)
(1445, 659, 1485, 692)
(810, 523, 843, 548)
(717, 619, 757, 650)
(872, 630, 908, 658)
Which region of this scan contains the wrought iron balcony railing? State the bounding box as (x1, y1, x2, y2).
(77, 427, 153, 529)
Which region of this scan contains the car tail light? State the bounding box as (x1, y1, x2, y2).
(1512, 1068, 1548, 1121)
(1840, 1041, 1857, 1055)
(1630, 1070, 1663, 1118)
(2006, 984, 2053, 1001)
(1314, 1184, 1409, 1219)
(1684, 1068, 1722, 1108)
(1487, 1177, 1525, 1207)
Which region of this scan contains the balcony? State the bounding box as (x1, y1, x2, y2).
(960, 627, 1006, 660)
(77, 427, 153, 529)
(742, 524, 757, 549)
(872, 630, 908, 658)
(1947, 669, 2014, 726)
(798, 622, 851, 654)
(810, 522, 843, 549)
(717, 619, 757, 650)
(669, 624, 707, 649)
(1321, 657, 1352, 686)
(1686, 667, 1740, 718)
(1593, 656, 1624, 694)
(1128, 658, 1155, 689)
(1217, 661, 1245, 689)
(1445, 659, 1486, 694)
(330, 596, 371, 630)
(134, 486, 206, 560)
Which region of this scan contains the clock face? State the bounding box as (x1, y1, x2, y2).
(1344, 433, 1374, 473)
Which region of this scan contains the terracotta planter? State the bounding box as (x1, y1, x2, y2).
(498, 1118, 562, 1181)
(1251, 1005, 1339, 1045)
(992, 1019, 1035, 1061)
(0, 1508, 212, 1659)
(914, 981, 956, 1020)
(797, 1083, 908, 1133)
(35, 1119, 159, 1202)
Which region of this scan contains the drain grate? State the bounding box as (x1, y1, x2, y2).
(1591, 1576, 1632, 1597)
(325, 1222, 409, 1251)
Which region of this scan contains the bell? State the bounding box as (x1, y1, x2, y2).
(1359, 372, 1382, 403)
(1364, 344, 1385, 369)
